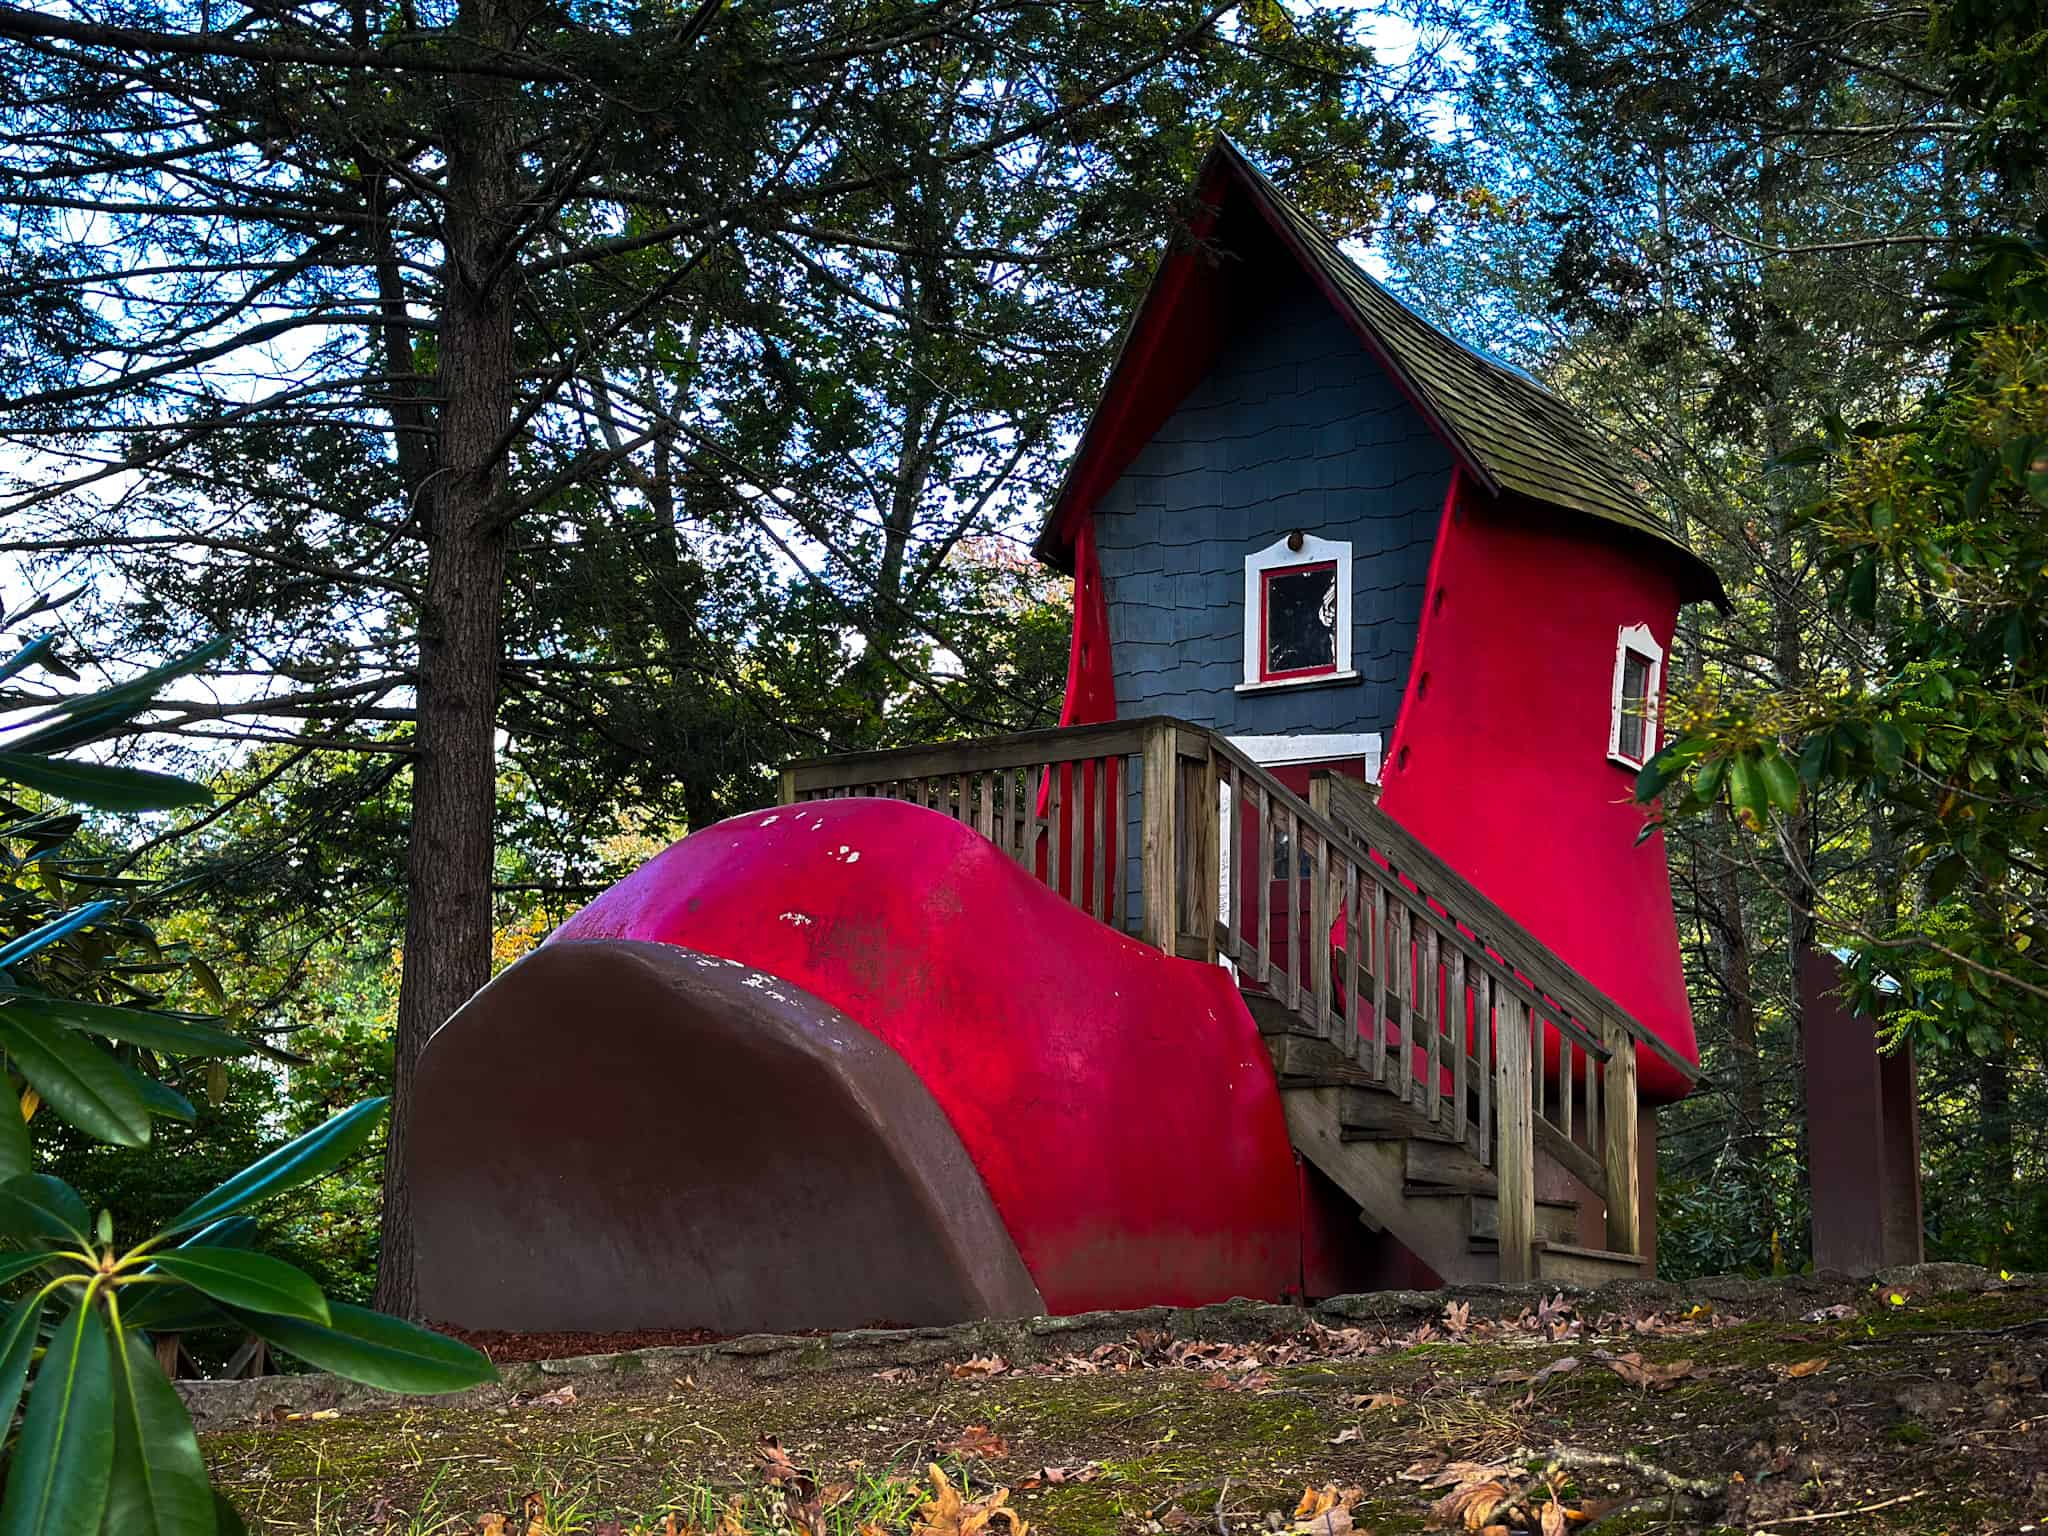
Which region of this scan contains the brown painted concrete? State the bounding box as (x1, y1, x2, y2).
(409, 940, 1046, 1333)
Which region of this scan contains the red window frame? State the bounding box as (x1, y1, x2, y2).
(1258, 559, 1340, 683)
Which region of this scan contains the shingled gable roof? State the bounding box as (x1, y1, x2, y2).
(1032, 138, 1728, 609)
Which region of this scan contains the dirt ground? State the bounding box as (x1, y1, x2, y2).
(204, 1277, 2047, 1535)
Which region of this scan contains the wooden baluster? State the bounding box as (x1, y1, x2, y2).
(1602, 1015, 1641, 1256)
(1140, 723, 1181, 954)
(1495, 990, 1536, 1282)
(1283, 804, 1302, 1012)
(1182, 749, 1218, 961)
(1585, 1040, 1601, 1164)
(1253, 782, 1272, 986)
(1370, 882, 1388, 1084)
(1064, 762, 1082, 907)
(976, 772, 995, 843)
(1310, 826, 1333, 1038)
(1046, 764, 1065, 901)
(1343, 862, 1361, 1064)
(1533, 1010, 1546, 1126)
(1424, 926, 1442, 1124)
(1223, 762, 1243, 961)
(1560, 1031, 1575, 1143)
(1392, 905, 1411, 1105)
(1090, 759, 1109, 923)
(1477, 970, 1494, 1167)
(1450, 947, 1468, 1143)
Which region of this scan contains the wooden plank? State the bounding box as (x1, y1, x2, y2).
(1254, 782, 1272, 987)
(1283, 803, 1302, 1012)
(1223, 762, 1243, 961)
(1063, 763, 1081, 907)
(1450, 946, 1468, 1143)
(778, 768, 797, 805)
(1316, 771, 1694, 1084)
(1603, 1016, 1641, 1256)
(1424, 925, 1442, 1124)
(1370, 881, 1388, 1084)
(1342, 861, 1361, 1064)
(784, 716, 1154, 790)
(1309, 828, 1333, 1038)
(1495, 990, 1535, 1283)
(1140, 723, 1180, 953)
(1046, 764, 1065, 904)
(1559, 1035, 1574, 1143)
(1089, 760, 1108, 923)
(975, 772, 994, 842)
(1586, 1044, 1601, 1164)
(1477, 971, 1493, 1166)
(1183, 751, 1218, 961)
(1393, 905, 1411, 1106)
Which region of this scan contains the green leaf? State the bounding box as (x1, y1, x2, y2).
(104, 1320, 217, 1536)
(161, 1098, 386, 1237)
(0, 1301, 115, 1536)
(0, 754, 211, 812)
(0, 1089, 29, 1183)
(0, 900, 120, 970)
(1843, 556, 1878, 622)
(212, 1493, 249, 1536)
(0, 1292, 46, 1433)
(1692, 752, 1730, 805)
(0, 636, 57, 686)
(0, 1250, 62, 1287)
(0, 1003, 153, 1147)
(1727, 752, 1765, 829)
(121, 1065, 197, 1125)
(1759, 751, 1802, 814)
(231, 1302, 496, 1394)
(8, 639, 227, 735)
(150, 1248, 330, 1327)
(0, 994, 255, 1059)
(0, 1173, 93, 1245)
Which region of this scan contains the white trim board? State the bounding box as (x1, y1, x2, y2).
(1227, 731, 1383, 779)
(1607, 622, 1664, 769)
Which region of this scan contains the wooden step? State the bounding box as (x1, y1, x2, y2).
(1336, 1093, 1462, 1145)
(1428, 1192, 1580, 1246)
(1533, 1241, 1648, 1286)
(1403, 1137, 1495, 1191)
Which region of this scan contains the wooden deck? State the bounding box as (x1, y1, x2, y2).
(783, 716, 1695, 1286)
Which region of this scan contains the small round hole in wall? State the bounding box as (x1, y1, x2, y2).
(1396, 745, 1410, 772)
(1432, 587, 1446, 615)
(1416, 672, 1431, 699)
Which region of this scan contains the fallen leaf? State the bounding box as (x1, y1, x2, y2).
(1419, 1461, 1518, 1492)
(755, 1435, 804, 1485)
(949, 1355, 1009, 1380)
(1349, 1391, 1405, 1411)
(1597, 1351, 1694, 1389)
(876, 1366, 920, 1383)
(1329, 1426, 1362, 1445)
(479, 1517, 508, 1536)
(1782, 1357, 1829, 1378)
(283, 1408, 340, 1422)
(1289, 1484, 1362, 1533)
(936, 1424, 1010, 1459)
(1429, 1480, 1506, 1531)
(913, 1464, 1027, 1536)
(1538, 1496, 1568, 1536)
(530, 1386, 577, 1408)
(1443, 1300, 1472, 1336)
(1017, 1463, 1103, 1489)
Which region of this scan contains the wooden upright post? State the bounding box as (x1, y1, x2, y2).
(778, 767, 797, 806)
(1602, 1015, 1641, 1256)
(1140, 721, 1181, 955)
(1495, 991, 1536, 1282)
(1181, 746, 1219, 963)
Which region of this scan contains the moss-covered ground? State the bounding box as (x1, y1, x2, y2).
(204, 1282, 2047, 1534)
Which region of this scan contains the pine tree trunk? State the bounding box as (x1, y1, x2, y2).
(375, 20, 519, 1317)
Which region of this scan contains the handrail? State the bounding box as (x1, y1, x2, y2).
(781, 717, 1152, 794)
(1315, 773, 1699, 1086)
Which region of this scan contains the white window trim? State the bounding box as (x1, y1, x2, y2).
(1225, 732, 1383, 780)
(1608, 622, 1664, 769)
(1238, 533, 1354, 691)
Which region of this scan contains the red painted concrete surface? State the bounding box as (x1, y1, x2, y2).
(1375, 487, 1700, 1103)
(551, 798, 1302, 1315)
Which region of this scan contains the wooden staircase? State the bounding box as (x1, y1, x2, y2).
(781, 715, 1699, 1288)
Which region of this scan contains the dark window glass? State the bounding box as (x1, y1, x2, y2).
(1265, 563, 1338, 677)
(1617, 649, 1653, 761)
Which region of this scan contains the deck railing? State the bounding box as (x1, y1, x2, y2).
(782, 715, 1694, 1278)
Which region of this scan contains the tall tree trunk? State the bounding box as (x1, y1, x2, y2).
(376, 15, 519, 1316)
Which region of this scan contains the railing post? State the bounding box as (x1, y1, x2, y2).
(1140, 721, 1180, 955)
(1179, 744, 1219, 963)
(1602, 1015, 1641, 1256)
(1495, 991, 1536, 1283)
(779, 767, 797, 806)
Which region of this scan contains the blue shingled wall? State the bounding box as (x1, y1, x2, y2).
(1093, 269, 1453, 739)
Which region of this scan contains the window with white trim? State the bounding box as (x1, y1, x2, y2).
(1239, 533, 1355, 692)
(1608, 623, 1664, 768)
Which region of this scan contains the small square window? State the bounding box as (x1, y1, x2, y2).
(1240, 534, 1354, 691)
(1608, 623, 1664, 768)
(1261, 561, 1338, 680)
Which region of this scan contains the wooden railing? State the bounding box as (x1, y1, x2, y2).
(781, 715, 1694, 1279)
